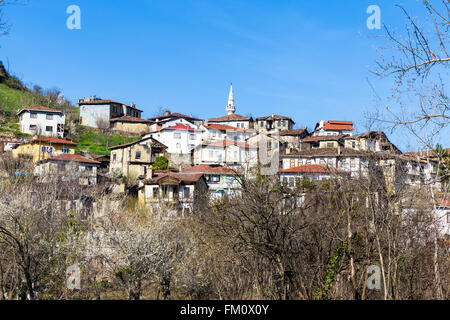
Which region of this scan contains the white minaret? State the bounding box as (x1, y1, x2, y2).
(226, 83, 236, 115)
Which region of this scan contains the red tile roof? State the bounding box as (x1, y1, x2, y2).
(163, 122, 202, 131)
(323, 123, 354, 131)
(33, 137, 78, 146)
(280, 164, 348, 174)
(205, 123, 247, 132)
(182, 164, 236, 174)
(208, 113, 252, 122)
(17, 105, 63, 114)
(44, 154, 101, 164)
(202, 139, 256, 149)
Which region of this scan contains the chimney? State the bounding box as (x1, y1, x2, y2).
(131, 103, 135, 108)
(164, 110, 171, 116)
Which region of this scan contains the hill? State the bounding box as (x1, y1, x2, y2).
(0, 61, 140, 153)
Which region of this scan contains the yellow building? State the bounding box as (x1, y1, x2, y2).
(12, 137, 77, 163)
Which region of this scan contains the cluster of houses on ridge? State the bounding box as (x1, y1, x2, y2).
(1, 85, 448, 234)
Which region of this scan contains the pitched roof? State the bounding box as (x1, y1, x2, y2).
(283, 147, 367, 158)
(32, 137, 77, 146)
(110, 116, 153, 123)
(279, 128, 308, 136)
(147, 112, 204, 122)
(255, 114, 295, 123)
(163, 122, 202, 131)
(78, 99, 143, 112)
(182, 164, 236, 174)
(280, 164, 349, 174)
(202, 139, 256, 149)
(17, 105, 64, 115)
(302, 135, 348, 143)
(145, 172, 204, 184)
(205, 123, 248, 132)
(208, 113, 252, 122)
(42, 154, 101, 164)
(109, 136, 167, 150)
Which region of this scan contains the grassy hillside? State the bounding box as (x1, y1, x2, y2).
(74, 125, 140, 156)
(0, 62, 140, 154)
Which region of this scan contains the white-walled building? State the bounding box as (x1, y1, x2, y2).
(193, 140, 258, 172)
(18, 106, 65, 138)
(279, 164, 350, 185)
(144, 122, 202, 155)
(312, 120, 354, 137)
(201, 123, 252, 143)
(147, 111, 204, 131)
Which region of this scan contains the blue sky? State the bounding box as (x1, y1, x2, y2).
(0, 0, 447, 150)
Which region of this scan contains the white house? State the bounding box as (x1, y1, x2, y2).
(143, 122, 202, 155)
(312, 120, 354, 137)
(201, 123, 252, 143)
(147, 111, 204, 131)
(18, 106, 65, 138)
(279, 164, 350, 185)
(193, 139, 258, 172)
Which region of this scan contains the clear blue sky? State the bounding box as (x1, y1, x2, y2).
(0, 0, 447, 150)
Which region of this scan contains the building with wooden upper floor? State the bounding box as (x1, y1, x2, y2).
(12, 137, 77, 163)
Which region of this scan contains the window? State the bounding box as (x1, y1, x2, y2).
(113, 153, 117, 162)
(184, 187, 190, 199)
(176, 143, 181, 149)
(46, 114, 53, 120)
(234, 151, 238, 159)
(289, 177, 294, 187)
(211, 175, 220, 183)
(282, 177, 288, 185)
(260, 121, 264, 127)
(327, 143, 334, 148)
(283, 120, 286, 127)
(30, 112, 37, 119)
(136, 151, 141, 159)
(57, 124, 64, 133)
(277, 120, 281, 127)
(29, 124, 37, 131)
(174, 132, 181, 139)
(85, 166, 93, 172)
(46, 126, 53, 132)
(62, 148, 70, 154)
(189, 134, 196, 140)
(237, 123, 240, 128)
(209, 150, 213, 158)
(352, 142, 356, 148)
(290, 159, 295, 168)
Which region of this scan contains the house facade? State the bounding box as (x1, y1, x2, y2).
(279, 164, 349, 185)
(35, 154, 101, 185)
(138, 171, 208, 216)
(109, 136, 167, 178)
(182, 164, 241, 198)
(147, 111, 204, 131)
(78, 97, 143, 128)
(192, 140, 258, 171)
(18, 106, 65, 138)
(110, 116, 152, 134)
(12, 137, 77, 163)
(312, 120, 354, 137)
(255, 114, 295, 132)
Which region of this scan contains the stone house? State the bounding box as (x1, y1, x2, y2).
(78, 97, 143, 128)
(109, 136, 167, 179)
(110, 116, 152, 134)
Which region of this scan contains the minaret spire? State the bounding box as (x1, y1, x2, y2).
(226, 83, 236, 115)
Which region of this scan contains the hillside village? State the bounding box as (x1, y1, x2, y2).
(0, 65, 449, 300)
(0, 78, 448, 228)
